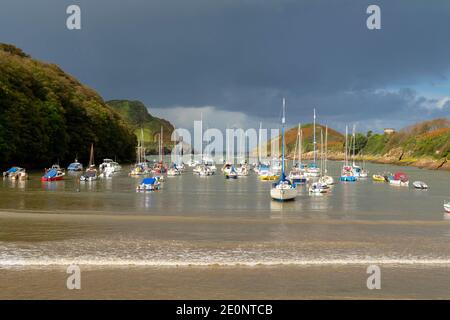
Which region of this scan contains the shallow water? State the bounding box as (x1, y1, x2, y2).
(0, 159, 449, 298)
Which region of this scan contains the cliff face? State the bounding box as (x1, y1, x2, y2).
(106, 100, 174, 154)
(0, 44, 137, 168)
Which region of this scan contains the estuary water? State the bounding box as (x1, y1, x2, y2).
(0, 159, 449, 299)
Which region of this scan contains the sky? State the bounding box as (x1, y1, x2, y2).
(0, 0, 449, 134)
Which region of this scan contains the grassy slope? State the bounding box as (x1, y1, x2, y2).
(106, 100, 174, 153)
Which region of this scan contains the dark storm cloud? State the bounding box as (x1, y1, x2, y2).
(0, 0, 449, 130)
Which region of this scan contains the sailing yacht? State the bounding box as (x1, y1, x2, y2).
(350, 124, 362, 178)
(305, 108, 321, 178)
(319, 125, 334, 185)
(80, 144, 98, 181)
(130, 129, 148, 176)
(340, 126, 357, 182)
(289, 124, 308, 186)
(270, 98, 297, 201)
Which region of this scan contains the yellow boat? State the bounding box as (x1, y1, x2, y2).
(372, 174, 385, 182)
(260, 174, 279, 181)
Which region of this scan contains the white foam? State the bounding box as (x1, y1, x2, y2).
(2, 258, 450, 267)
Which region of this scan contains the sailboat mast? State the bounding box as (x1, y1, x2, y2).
(89, 143, 94, 167)
(325, 125, 328, 174)
(313, 108, 317, 164)
(293, 124, 299, 166)
(258, 122, 262, 163)
(320, 128, 324, 175)
(352, 124, 356, 166)
(299, 125, 303, 166)
(160, 126, 163, 162)
(282, 98, 286, 175)
(345, 125, 348, 166)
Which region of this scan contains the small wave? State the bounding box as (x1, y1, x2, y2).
(2, 258, 450, 267)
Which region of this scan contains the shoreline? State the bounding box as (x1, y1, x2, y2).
(285, 151, 450, 171)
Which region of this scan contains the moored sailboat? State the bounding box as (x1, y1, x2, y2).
(80, 144, 98, 181)
(270, 98, 297, 201)
(289, 123, 308, 186)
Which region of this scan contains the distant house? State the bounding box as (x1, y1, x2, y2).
(384, 128, 396, 135)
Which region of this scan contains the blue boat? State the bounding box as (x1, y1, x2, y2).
(136, 177, 161, 192)
(67, 159, 83, 171)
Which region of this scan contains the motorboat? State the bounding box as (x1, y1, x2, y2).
(389, 172, 409, 187)
(3, 167, 28, 180)
(99, 159, 121, 174)
(444, 201, 450, 213)
(67, 159, 83, 172)
(412, 181, 428, 189)
(41, 164, 65, 182)
(136, 177, 161, 192)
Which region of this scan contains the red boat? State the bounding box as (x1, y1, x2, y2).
(41, 165, 65, 182)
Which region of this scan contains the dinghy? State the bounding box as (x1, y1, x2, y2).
(412, 181, 428, 189)
(372, 174, 385, 182)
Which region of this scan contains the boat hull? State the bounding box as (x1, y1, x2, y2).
(340, 176, 356, 182)
(445, 204, 450, 213)
(41, 176, 63, 182)
(270, 188, 297, 201)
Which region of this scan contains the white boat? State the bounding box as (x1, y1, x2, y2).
(99, 159, 121, 174)
(67, 159, 83, 172)
(80, 144, 98, 181)
(80, 166, 98, 181)
(444, 201, 450, 213)
(340, 126, 357, 182)
(270, 98, 297, 201)
(319, 125, 334, 186)
(289, 124, 308, 186)
(309, 182, 326, 194)
(130, 129, 149, 176)
(389, 172, 409, 187)
(412, 181, 428, 189)
(225, 166, 238, 179)
(305, 108, 321, 178)
(236, 165, 249, 176)
(199, 165, 213, 176)
(136, 177, 161, 192)
(3, 167, 28, 180)
(167, 165, 181, 176)
(359, 170, 368, 178)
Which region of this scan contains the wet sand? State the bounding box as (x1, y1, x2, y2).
(1, 265, 449, 299)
